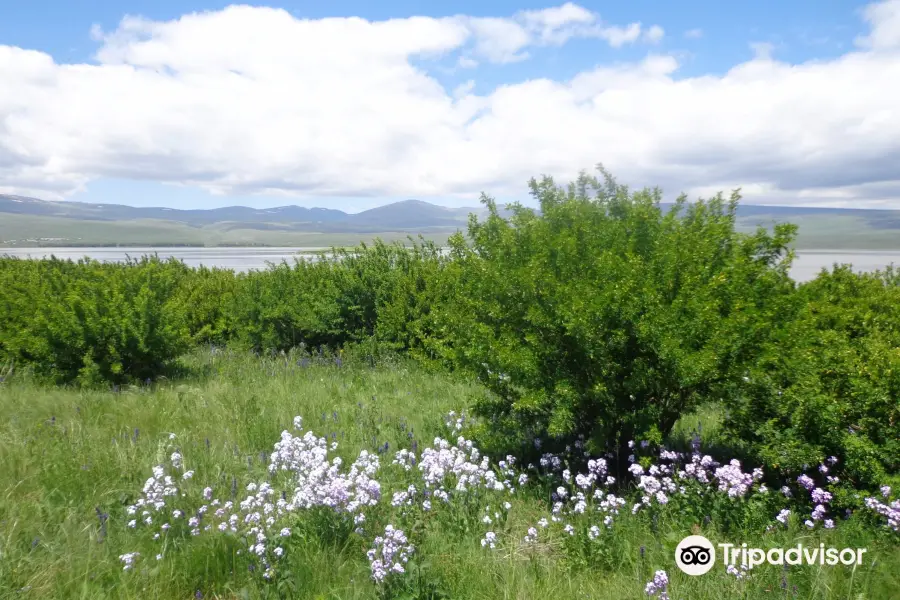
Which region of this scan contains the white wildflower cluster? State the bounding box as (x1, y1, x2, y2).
(206, 422, 382, 567)
(267, 427, 382, 513)
(809, 487, 834, 529)
(125, 463, 179, 531)
(118, 408, 895, 594)
(220, 481, 284, 563)
(539, 452, 563, 472)
(523, 456, 626, 542)
(480, 502, 510, 529)
(119, 552, 140, 571)
(635, 464, 677, 507)
(797, 474, 815, 490)
(391, 485, 418, 509)
(392, 449, 416, 471)
(169, 451, 183, 470)
(384, 436, 521, 535)
(367, 525, 414, 583)
(481, 531, 497, 549)
(122, 416, 383, 576)
(417, 436, 510, 496)
(681, 453, 716, 485)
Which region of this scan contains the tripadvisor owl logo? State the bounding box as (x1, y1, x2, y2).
(675, 535, 716, 575)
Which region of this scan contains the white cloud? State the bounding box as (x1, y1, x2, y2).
(856, 0, 900, 49)
(684, 28, 703, 39)
(519, 2, 595, 44)
(599, 23, 643, 48)
(453, 80, 476, 99)
(1, 1, 900, 208)
(643, 25, 665, 44)
(459, 3, 648, 63)
(464, 16, 533, 64)
(521, 2, 594, 30)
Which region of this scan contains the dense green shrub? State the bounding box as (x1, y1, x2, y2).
(0, 242, 447, 383)
(224, 258, 344, 352)
(223, 240, 446, 354)
(432, 167, 798, 466)
(724, 265, 900, 489)
(315, 239, 445, 352)
(170, 266, 239, 345)
(0, 256, 191, 385)
(363, 240, 450, 358)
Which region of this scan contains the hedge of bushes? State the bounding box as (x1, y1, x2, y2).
(0, 256, 192, 386)
(1, 167, 897, 497)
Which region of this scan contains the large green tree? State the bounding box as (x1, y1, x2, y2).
(435, 167, 798, 465)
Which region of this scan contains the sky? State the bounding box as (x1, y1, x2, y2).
(0, 0, 899, 212)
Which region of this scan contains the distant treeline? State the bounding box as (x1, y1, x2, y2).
(1, 168, 897, 494)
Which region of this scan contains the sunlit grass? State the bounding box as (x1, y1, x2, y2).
(0, 350, 897, 599)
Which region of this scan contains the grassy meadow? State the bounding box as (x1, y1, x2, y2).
(0, 350, 897, 600)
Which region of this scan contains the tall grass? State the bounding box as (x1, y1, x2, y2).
(1, 350, 896, 599)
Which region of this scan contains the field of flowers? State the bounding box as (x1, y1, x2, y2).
(1, 349, 897, 599)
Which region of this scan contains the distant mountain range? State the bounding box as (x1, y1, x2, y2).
(1, 193, 899, 249)
(0, 195, 480, 232)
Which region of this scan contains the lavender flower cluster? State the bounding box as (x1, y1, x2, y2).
(777, 457, 841, 530)
(624, 438, 765, 514)
(864, 486, 899, 533)
(366, 525, 414, 583)
(644, 570, 669, 600)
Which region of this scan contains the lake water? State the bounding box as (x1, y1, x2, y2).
(0, 247, 329, 272)
(788, 250, 900, 282)
(2, 247, 899, 283)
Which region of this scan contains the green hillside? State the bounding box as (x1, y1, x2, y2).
(1, 194, 899, 249)
(735, 214, 900, 250)
(0, 213, 457, 248)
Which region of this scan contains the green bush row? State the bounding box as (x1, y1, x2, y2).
(0, 256, 192, 386)
(0, 240, 447, 382)
(1, 167, 897, 492)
